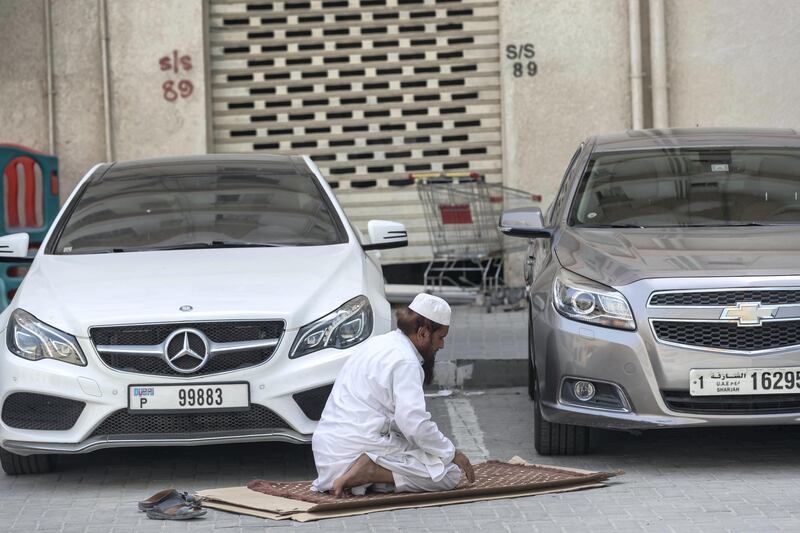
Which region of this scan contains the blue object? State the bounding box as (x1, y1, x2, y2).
(0, 144, 60, 308)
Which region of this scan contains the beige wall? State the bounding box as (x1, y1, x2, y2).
(666, 0, 800, 129)
(499, 0, 632, 207)
(107, 0, 207, 163)
(51, 0, 106, 193)
(0, 0, 50, 152)
(0, 0, 207, 196)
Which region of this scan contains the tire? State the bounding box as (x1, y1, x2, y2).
(0, 448, 55, 475)
(533, 397, 592, 455)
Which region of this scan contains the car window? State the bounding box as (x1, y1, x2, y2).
(569, 148, 800, 227)
(52, 164, 347, 254)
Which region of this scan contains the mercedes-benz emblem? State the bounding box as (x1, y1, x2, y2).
(179, 305, 193, 312)
(163, 328, 210, 373)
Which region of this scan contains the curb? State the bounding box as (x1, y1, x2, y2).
(431, 358, 527, 389)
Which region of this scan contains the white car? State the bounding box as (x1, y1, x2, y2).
(0, 154, 407, 475)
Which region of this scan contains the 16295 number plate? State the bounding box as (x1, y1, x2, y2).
(128, 382, 249, 413)
(690, 368, 800, 396)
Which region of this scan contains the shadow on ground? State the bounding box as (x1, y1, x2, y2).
(54, 441, 317, 481)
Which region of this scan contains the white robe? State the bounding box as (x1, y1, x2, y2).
(311, 329, 460, 493)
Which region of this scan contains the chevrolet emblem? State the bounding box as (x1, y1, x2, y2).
(719, 302, 779, 327)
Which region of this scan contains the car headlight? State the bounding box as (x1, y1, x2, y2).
(6, 309, 87, 366)
(553, 270, 635, 331)
(289, 296, 373, 358)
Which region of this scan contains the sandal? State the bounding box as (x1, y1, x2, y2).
(146, 505, 207, 520)
(145, 491, 206, 520)
(138, 488, 202, 512)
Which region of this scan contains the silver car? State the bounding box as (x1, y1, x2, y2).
(501, 128, 800, 455)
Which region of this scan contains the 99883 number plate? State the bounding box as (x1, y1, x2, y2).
(690, 368, 800, 396)
(128, 382, 249, 413)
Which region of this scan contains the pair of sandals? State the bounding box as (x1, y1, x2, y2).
(138, 488, 206, 520)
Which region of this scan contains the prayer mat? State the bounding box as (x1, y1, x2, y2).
(197, 457, 622, 522)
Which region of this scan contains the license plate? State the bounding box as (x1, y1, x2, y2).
(690, 368, 800, 396)
(128, 382, 249, 413)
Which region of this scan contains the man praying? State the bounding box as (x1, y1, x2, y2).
(311, 293, 475, 497)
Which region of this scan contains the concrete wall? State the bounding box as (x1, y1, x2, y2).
(499, 0, 632, 207)
(107, 0, 207, 163)
(0, 0, 207, 196)
(0, 0, 50, 153)
(51, 0, 106, 192)
(666, 0, 800, 129)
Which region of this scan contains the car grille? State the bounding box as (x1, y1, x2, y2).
(97, 348, 273, 376)
(91, 321, 284, 345)
(89, 405, 289, 437)
(293, 384, 333, 421)
(663, 390, 800, 414)
(90, 321, 284, 376)
(652, 320, 800, 352)
(2, 393, 85, 430)
(650, 289, 800, 307)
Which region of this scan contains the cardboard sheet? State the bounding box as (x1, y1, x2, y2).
(196, 486, 314, 515)
(198, 456, 619, 522)
(202, 482, 605, 522)
(201, 502, 290, 521)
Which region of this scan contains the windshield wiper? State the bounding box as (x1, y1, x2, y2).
(209, 241, 282, 248)
(122, 241, 284, 252)
(159, 241, 282, 250)
(579, 223, 645, 229)
(62, 248, 128, 254)
(680, 222, 768, 227)
(69, 241, 287, 254)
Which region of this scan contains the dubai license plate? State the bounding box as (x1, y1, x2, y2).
(690, 368, 800, 396)
(128, 382, 249, 413)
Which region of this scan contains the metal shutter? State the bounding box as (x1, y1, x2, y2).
(208, 0, 502, 263)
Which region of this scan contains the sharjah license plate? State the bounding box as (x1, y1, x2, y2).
(690, 368, 800, 396)
(128, 383, 249, 413)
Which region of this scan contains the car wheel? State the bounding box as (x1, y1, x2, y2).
(0, 448, 55, 475)
(533, 396, 592, 456)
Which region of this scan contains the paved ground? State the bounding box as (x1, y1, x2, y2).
(393, 303, 528, 362)
(436, 304, 527, 361)
(398, 303, 529, 388)
(5, 387, 800, 532)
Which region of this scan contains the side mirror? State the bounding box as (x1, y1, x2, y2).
(499, 207, 553, 239)
(363, 220, 408, 251)
(0, 233, 32, 263)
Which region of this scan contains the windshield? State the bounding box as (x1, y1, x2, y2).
(52, 163, 347, 254)
(570, 148, 800, 228)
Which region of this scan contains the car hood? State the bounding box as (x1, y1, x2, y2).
(12, 244, 367, 336)
(556, 226, 800, 287)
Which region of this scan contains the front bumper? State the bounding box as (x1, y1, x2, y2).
(535, 302, 800, 430)
(3, 429, 310, 455)
(0, 330, 356, 456)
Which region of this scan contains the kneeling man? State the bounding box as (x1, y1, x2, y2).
(311, 293, 475, 497)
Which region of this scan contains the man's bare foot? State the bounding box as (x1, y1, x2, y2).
(332, 454, 393, 498)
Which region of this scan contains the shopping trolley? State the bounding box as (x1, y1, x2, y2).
(414, 172, 541, 308)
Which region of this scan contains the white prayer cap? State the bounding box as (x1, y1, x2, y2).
(408, 293, 451, 326)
